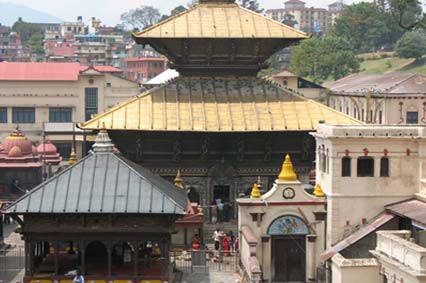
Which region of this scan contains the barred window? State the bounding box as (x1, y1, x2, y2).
(12, 107, 35, 123)
(49, 108, 72, 122)
(0, 107, 7, 123)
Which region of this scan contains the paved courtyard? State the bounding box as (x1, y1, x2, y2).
(181, 271, 240, 283)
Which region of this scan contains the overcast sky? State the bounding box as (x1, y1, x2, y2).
(2, 0, 368, 26)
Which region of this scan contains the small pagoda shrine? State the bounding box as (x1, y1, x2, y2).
(37, 138, 62, 165)
(238, 154, 326, 283)
(80, 0, 360, 222)
(6, 129, 188, 282)
(0, 128, 42, 200)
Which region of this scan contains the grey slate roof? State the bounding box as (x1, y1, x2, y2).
(6, 152, 187, 215)
(324, 73, 426, 94)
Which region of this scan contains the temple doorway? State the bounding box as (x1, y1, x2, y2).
(85, 241, 108, 275)
(272, 236, 306, 282)
(268, 215, 308, 283)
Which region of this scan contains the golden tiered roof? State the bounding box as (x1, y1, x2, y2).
(80, 77, 361, 131)
(132, 2, 307, 40)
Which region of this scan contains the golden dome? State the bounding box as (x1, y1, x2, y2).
(313, 184, 325, 198)
(250, 183, 261, 199)
(278, 154, 298, 181)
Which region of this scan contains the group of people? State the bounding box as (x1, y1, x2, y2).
(212, 229, 239, 256)
(210, 198, 232, 223)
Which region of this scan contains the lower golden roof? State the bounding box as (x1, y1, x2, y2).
(80, 77, 361, 131)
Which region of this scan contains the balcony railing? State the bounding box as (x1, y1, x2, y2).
(375, 230, 426, 273)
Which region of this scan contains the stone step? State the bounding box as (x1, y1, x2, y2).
(203, 221, 238, 243)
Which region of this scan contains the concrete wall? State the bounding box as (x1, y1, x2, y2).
(314, 125, 426, 245)
(331, 253, 380, 283)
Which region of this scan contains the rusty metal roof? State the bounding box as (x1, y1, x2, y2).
(386, 199, 426, 227)
(132, 3, 308, 39)
(325, 73, 426, 95)
(80, 77, 361, 132)
(6, 152, 187, 215)
(320, 213, 395, 261)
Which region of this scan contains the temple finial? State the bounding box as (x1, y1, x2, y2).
(278, 154, 298, 181)
(174, 170, 184, 189)
(68, 148, 78, 165)
(251, 183, 261, 199)
(92, 128, 114, 153)
(313, 184, 325, 198)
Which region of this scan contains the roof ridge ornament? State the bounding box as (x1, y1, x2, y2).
(92, 125, 115, 153)
(278, 154, 298, 181)
(174, 170, 184, 189)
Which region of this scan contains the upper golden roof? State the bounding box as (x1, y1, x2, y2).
(132, 2, 308, 39)
(80, 77, 361, 132)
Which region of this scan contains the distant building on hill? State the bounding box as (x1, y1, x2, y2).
(124, 57, 167, 84)
(0, 24, 30, 62)
(266, 0, 344, 34)
(325, 73, 426, 125)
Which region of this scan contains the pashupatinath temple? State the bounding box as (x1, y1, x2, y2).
(80, 0, 360, 223)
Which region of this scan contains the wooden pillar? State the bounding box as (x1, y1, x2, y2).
(54, 240, 59, 275)
(107, 240, 112, 277)
(134, 241, 139, 277)
(184, 227, 188, 246)
(29, 241, 35, 276)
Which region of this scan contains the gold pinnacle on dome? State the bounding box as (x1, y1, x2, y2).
(68, 148, 77, 166)
(251, 183, 261, 199)
(313, 184, 325, 198)
(278, 154, 298, 181)
(174, 170, 184, 189)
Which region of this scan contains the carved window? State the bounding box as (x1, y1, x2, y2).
(357, 157, 374, 177)
(342, 157, 351, 177)
(380, 157, 389, 177)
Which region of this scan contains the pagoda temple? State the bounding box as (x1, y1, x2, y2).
(0, 128, 42, 200)
(80, 0, 361, 222)
(6, 129, 187, 282)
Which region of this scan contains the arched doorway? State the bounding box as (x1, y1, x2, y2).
(268, 215, 309, 283)
(85, 241, 108, 275)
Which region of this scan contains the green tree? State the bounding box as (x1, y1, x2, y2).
(379, 0, 425, 30)
(12, 20, 44, 55)
(237, 0, 263, 13)
(395, 30, 426, 60)
(282, 13, 298, 28)
(334, 2, 405, 52)
(290, 36, 360, 83)
(171, 5, 187, 16)
(12, 20, 43, 43)
(120, 6, 161, 30)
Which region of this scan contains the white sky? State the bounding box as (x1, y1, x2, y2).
(1, 0, 368, 26)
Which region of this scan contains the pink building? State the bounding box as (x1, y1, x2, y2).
(124, 57, 166, 84)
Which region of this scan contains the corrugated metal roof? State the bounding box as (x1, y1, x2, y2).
(80, 77, 361, 131)
(386, 199, 426, 227)
(320, 213, 395, 261)
(6, 152, 187, 215)
(132, 3, 308, 39)
(0, 62, 80, 81)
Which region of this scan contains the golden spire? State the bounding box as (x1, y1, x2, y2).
(174, 170, 184, 189)
(278, 154, 298, 181)
(251, 183, 261, 199)
(68, 148, 77, 165)
(313, 184, 325, 198)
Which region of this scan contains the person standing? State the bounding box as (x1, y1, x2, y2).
(213, 228, 221, 251)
